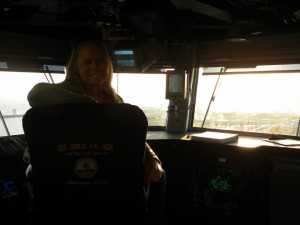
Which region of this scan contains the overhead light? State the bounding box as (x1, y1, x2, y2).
(226, 24, 248, 42)
(250, 31, 262, 35)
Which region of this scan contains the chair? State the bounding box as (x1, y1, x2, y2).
(22, 103, 149, 225)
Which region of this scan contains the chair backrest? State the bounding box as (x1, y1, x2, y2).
(22, 103, 148, 225)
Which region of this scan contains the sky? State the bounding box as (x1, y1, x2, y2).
(196, 73, 300, 114)
(1, 71, 300, 115)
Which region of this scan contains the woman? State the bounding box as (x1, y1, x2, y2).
(27, 39, 165, 183)
(27, 39, 166, 224)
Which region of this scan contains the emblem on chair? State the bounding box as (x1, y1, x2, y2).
(103, 143, 114, 151)
(74, 157, 98, 179)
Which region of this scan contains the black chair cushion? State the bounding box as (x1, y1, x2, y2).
(22, 103, 149, 225)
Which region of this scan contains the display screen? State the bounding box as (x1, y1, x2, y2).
(114, 50, 136, 67)
(112, 48, 140, 73)
(192, 164, 248, 217)
(165, 70, 186, 99)
(168, 74, 183, 93)
(0, 178, 18, 198)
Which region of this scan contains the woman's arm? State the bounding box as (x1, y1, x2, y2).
(144, 142, 165, 182)
(27, 82, 94, 107)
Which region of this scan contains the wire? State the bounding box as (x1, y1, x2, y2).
(43, 65, 54, 84)
(201, 67, 227, 128)
(0, 110, 10, 136)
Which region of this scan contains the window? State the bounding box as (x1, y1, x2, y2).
(0, 71, 168, 136)
(0, 72, 65, 136)
(112, 73, 169, 127)
(193, 64, 300, 137)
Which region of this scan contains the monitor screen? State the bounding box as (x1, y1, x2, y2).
(112, 48, 139, 72)
(114, 50, 136, 67)
(192, 164, 248, 217)
(165, 70, 187, 99)
(0, 178, 18, 198)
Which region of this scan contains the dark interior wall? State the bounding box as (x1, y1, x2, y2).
(147, 139, 300, 225)
(1, 136, 300, 225)
(3, 29, 300, 72)
(195, 32, 300, 67)
(0, 31, 184, 72)
(0, 31, 70, 68)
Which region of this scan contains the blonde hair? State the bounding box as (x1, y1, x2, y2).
(65, 40, 123, 103)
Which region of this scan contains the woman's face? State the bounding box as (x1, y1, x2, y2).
(75, 44, 110, 88)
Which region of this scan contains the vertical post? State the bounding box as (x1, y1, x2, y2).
(0, 110, 10, 136)
(297, 117, 300, 136)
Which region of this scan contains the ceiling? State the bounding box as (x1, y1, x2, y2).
(1, 0, 300, 42)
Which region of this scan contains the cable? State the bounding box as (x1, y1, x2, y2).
(0, 110, 10, 136)
(43, 65, 55, 83)
(201, 67, 227, 128)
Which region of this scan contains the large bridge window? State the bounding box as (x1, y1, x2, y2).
(193, 64, 300, 137)
(0, 72, 65, 136)
(112, 73, 168, 127)
(0, 71, 168, 136)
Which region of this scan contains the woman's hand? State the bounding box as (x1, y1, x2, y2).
(144, 158, 165, 183)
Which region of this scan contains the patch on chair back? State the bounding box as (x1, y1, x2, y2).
(74, 157, 98, 179)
